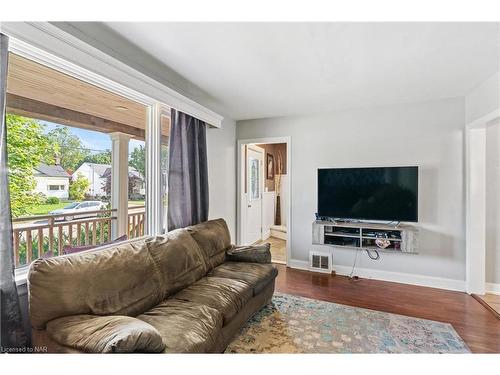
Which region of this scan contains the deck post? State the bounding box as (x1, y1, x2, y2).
(110, 132, 131, 239)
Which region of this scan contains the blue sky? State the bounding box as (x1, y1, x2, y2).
(41, 121, 144, 156)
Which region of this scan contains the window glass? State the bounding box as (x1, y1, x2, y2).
(128, 139, 146, 239)
(249, 158, 260, 200)
(6, 52, 148, 269)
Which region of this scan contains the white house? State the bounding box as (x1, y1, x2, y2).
(33, 163, 71, 199)
(72, 162, 145, 198)
(72, 162, 109, 197)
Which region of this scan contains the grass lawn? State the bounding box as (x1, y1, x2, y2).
(28, 200, 74, 215)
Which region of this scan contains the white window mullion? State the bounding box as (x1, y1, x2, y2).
(145, 103, 162, 236)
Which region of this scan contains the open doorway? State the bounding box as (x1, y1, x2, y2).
(238, 138, 290, 265)
(466, 110, 500, 319)
(472, 118, 500, 318)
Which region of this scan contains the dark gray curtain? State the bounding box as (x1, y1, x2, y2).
(0, 33, 27, 351)
(167, 109, 209, 231)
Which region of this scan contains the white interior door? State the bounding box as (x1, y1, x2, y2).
(245, 146, 264, 244)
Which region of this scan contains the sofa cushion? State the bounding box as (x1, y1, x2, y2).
(137, 299, 223, 353)
(28, 239, 164, 329)
(46, 315, 165, 353)
(145, 229, 207, 298)
(171, 277, 252, 325)
(208, 262, 278, 296)
(187, 218, 231, 271)
(226, 243, 272, 263)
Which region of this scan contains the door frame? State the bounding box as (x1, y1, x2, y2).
(465, 108, 500, 295)
(237, 136, 292, 267)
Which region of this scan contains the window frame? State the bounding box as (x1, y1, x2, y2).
(6, 32, 170, 283)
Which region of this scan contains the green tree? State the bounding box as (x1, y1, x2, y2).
(69, 173, 90, 201)
(46, 126, 90, 171)
(84, 150, 111, 165)
(129, 145, 145, 176)
(6, 114, 52, 217)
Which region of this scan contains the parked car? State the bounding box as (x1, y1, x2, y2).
(49, 201, 106, 221)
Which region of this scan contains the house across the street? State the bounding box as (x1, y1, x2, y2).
(73, 162, 145, 198)
(33, 163, 71, 199)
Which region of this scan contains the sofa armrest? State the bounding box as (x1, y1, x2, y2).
(226, 243, 272, 263)
(46, 315, 165, 353)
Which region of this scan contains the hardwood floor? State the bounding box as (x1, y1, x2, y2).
(273, 264, 500, 353)
(473, 294, 500, 320)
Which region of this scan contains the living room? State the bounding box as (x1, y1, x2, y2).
(1, 1, 500, 373)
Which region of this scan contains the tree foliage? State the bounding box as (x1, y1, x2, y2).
(129, 145, 145, 177)
(45, 126, 90, 171)
(69, 173, 91, 201)
(6, 114, 52, 217)
(84, 150, 112, 165)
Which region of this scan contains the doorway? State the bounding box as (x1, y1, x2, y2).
(237, 137, 291, 265)
(466, 110, 500, 318)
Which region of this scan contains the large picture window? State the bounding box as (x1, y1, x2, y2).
(6, 53, 151, 268)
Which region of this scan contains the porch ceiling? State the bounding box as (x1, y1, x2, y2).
(6, 53, 170, 139)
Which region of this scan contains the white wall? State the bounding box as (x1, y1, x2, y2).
(34, 176, 69, 199)
(262, 191, 276, 239)
(207, 118, 237, 239)
(465, 71, 500, 124)
(237, 98, 466, 283)
(486, 122, 500, 284)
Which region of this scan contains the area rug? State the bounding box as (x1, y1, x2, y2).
(226, 293, 470, 353)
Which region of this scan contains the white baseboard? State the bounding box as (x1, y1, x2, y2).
(262, 230, 271, 240)
(287, 259, 309, 271)
(486, 282, 500, 295)
(287, 258, 466, 292)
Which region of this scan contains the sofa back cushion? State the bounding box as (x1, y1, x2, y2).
(145, 229, 207, 298)
(28, 239, 163, 329)
(186, 218, 231, 271)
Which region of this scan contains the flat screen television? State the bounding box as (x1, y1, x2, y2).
(317, 166, 418, 222)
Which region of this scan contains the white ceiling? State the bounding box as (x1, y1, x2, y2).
(105, 22, 500, 120)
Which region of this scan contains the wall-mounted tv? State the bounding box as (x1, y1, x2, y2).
(317, 166, 418, 222)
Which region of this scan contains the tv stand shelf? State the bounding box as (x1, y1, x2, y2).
(312, 220, 418, 254)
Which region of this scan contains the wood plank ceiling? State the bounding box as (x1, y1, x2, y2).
(6, 53, 170, 139)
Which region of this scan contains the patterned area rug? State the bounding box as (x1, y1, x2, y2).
(226, 293, 470, 353)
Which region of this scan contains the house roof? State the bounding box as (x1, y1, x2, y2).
(35, 163, 71, 178)
(96, 165, 144, 181)
(81, 163, 111, 177)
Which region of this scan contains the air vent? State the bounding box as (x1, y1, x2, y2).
(309, 251, 332, 273)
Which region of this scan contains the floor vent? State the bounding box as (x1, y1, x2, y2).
(309, 251, 332, 273)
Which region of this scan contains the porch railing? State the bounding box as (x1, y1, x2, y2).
(12, 206, 145, 268)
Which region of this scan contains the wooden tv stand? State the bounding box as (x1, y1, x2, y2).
(312, 220, 418, 254)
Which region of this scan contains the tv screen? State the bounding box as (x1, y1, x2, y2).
(317, 166, 418, 222)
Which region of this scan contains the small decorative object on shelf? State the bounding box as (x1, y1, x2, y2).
(375, 236, 391, 249)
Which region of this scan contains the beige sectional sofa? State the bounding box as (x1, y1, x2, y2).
(27, 218, 278, 353)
